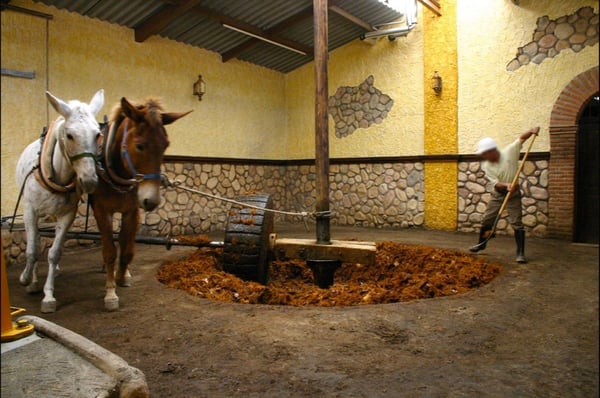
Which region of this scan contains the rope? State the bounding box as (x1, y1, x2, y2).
(9, 167, 36, 232)
(163, 176, 329, 219)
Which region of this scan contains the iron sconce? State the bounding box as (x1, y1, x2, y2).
(432, 71, 442, 95)
(193, 75, 206, 101)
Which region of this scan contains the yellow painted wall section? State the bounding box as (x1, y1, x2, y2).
(1, 0, 287, 215)
(285, 11, 424, 159)
(423, 0, 459, 230)
(1, 9, 47, 218)
(424, 161, 458, 229)
(457, 0, 599, 153)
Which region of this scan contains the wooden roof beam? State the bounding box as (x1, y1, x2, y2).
(135, 0, 202, 42)
(418, 0, 441, 16)
(219, 0, 349, 63)
(329, 5, 375, 31)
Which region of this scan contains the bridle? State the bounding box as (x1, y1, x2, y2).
(120, 120, 162, 182)
(57, 128, 99, 165)
(99, 118, 162, 192)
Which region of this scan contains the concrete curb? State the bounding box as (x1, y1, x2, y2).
(21, 315, 149, 398)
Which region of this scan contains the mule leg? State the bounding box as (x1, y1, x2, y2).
(41, 211, 75, 313)
(116, 210, 138, 287)
(94, 206, 119, 310)
(19, 205, 41, 293)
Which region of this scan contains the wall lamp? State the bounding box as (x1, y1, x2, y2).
(193, 75, 206, 101)
(432, 71, 442, 95)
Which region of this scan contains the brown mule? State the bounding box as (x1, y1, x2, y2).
(90, 97, 190, 310)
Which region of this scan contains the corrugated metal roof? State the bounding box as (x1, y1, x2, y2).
(33, 0, 402, 73)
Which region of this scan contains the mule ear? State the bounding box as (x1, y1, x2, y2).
(120, 97, 144, 122)
(88, 89, 104, 116)
(161, 110, 193, 126)
(46, 91, 72, 118)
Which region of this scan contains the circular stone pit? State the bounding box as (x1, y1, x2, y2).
(157, 242, 501, 306)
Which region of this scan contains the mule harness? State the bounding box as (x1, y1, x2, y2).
(96, 118, 162, 194)
(9, 123, 99, 231)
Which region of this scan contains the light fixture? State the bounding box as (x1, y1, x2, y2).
(432, 71, 442, 95)
(193, 75, 205, 101)
(222, 23, 307, 56)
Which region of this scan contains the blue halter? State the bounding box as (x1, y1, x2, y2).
(120, 120, 162, 182)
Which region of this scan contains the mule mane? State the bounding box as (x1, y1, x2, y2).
(110, 98, 165, 128)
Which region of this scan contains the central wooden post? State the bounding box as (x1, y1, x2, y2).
(313, 0, 330, 244)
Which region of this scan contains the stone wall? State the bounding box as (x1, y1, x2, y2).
(286, 162, 424, 228)
(5, 157, 553, 266)
(507, 6, 599, 71)
(328, 75, 394, 138)
(457, 160, 549, 236)
(139, 163, 287, 237)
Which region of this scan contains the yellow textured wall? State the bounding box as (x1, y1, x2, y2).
(285, 12, 424, 159)
(457, 0, 599, 153)
(1, 9, 47, 218)
(1, 0, 287, 215)
(423, 0, 458, 230)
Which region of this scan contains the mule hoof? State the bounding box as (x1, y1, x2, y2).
(41, 299, 57, 313)
(104, 297, 119, 311)
(26, 282, 41, 294)
(19, 274, 31, 286)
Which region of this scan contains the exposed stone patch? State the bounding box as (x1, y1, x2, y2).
(457, 160, 549, 237)
(507, 6, 598, 71)
(328, 75, 394, 138)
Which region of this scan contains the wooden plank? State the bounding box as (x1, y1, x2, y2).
(329, 5, 374, 31)
(135, 0, 202, 42)
(0, 4, 53, 19)
(313, 0, 331, 244)
(418, 0, 441, 16)
(274, 238, 376, 265)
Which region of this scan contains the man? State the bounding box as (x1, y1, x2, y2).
(470, 127, 540, 263)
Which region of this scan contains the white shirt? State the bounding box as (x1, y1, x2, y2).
(483, 139, 522, 190)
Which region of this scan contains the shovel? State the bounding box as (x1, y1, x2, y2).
(469, 132, 538, 252)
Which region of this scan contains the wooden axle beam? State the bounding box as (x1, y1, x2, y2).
(271, 236, 376, 265)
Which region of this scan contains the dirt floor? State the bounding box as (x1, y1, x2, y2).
(5, 224, 599, 398)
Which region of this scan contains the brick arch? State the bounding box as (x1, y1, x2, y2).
(548, 66, 599, 239)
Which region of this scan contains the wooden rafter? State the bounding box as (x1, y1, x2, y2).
(135, 0, 202, 42)
(135, 0, 380, 62)
(329, 5, 374, 31)
(221, 0, 373, 63)
(193, 5, 312, 56)
(418, 0, 441, 16)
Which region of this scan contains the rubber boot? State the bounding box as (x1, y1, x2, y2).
(470, 225, 493, 252)
(515, 229, 527, 263)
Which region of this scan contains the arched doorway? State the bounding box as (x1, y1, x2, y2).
(549, 66, 599, 240)
(575, 93, 599, 243)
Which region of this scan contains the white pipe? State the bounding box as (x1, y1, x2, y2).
(362, 0, 417, 41)
(222, 23, 307, 56)
(360, 24, 415, 40)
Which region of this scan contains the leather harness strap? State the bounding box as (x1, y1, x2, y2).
(33, 121, 77, 193)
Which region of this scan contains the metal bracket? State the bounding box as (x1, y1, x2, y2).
(1, 68, 35, 79)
